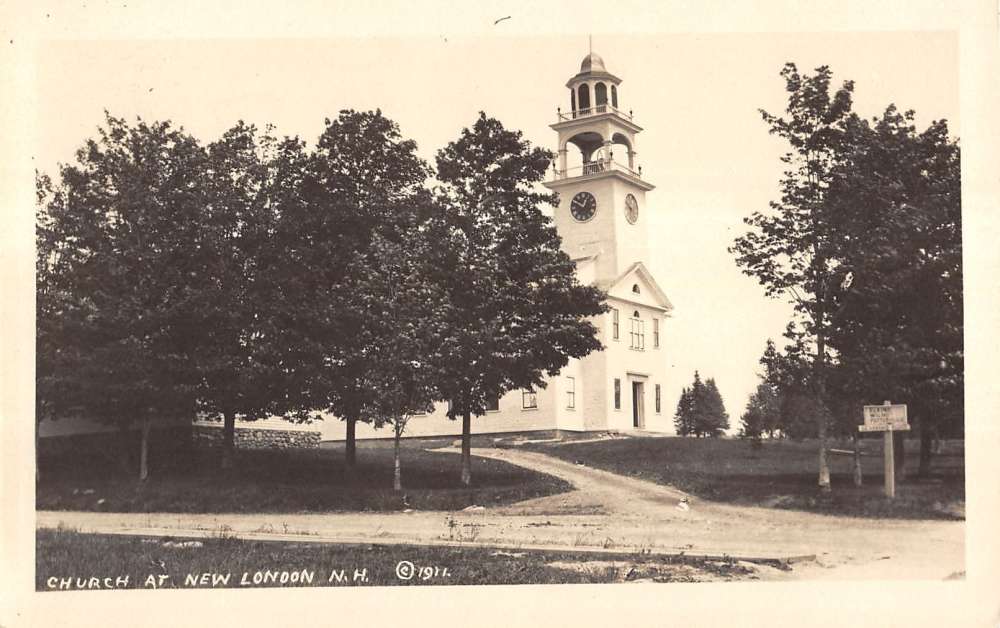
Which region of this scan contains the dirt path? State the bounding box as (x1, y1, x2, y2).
(36, 446, 964, 580)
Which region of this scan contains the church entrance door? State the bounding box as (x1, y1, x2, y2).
(632, 382, 645, 428)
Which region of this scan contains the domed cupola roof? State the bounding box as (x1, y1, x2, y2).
(580, 52, 606, 73)
(566, 50, 621, 87)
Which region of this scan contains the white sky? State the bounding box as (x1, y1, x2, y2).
(30, 31, 959, 427)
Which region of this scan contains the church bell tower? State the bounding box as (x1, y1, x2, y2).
(544, 50, 655, 286)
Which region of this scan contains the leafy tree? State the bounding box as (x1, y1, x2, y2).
(730, 64, 857, 491)
(347, 207, 447, 490)
(823, 106, 962, 476)
(433, 113, 606, 485)
(303, 110, 432, 473)
(36, 113, 207, 480)
(738, 381, 780, 440)
(195, 122, 316, 469)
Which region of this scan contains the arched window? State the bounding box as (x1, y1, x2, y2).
(611, 85, 618, 108)
(578, 84, 591, 112)
(570, 88, 576, 114)
(633, 310, 640, 318)
(632, 284, 641, 294)
(595, 82, 608, 107)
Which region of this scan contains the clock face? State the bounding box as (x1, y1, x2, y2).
(570, 191, 597, 222)
(625, 194, 639, 224)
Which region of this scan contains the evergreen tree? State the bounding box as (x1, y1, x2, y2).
(673, 386, 693, 436)
(703, 378, 730, 436)
(675, 371, 728, 437)
(688, 371, 709, 437)
(432, 113, 606, 485)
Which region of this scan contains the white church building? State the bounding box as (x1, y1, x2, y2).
(38, 50, 677, 447)
(323, 50, 676, 440)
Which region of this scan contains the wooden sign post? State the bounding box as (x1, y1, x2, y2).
(859, 401, 910, 498)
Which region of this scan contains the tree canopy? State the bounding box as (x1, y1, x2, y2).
(731, 63, 962, 480)
(432, 112, 607, 484)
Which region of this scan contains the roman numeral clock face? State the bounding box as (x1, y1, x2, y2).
(625, 193, 639, 224)
(570, 191, 597, 222)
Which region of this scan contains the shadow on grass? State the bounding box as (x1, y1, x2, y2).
(519, 436, 964, 520)
(36, 439, 572, 514)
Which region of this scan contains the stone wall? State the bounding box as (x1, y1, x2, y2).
(192, 424, 320, 449)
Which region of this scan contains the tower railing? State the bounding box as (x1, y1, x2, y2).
(552, 159, 642, 181)
(557, 104, 634, 122)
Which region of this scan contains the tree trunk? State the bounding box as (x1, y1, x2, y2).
(221, 409, 236, 470)
(139, 417, 151, 482)
(814, 336, 831, 493)
(852, 432, 863, 487)
(918, 421, 934, 477)
(460, 410, 472, 486)
(393, 421, 402, 491)
(345, 416, 357, 472)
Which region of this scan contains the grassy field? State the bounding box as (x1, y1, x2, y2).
(36, 438, 570, 514)
(518, 436, 964, 519)
(35, 529, 767, 589)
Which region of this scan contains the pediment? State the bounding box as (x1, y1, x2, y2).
(599, 262, 673, 313)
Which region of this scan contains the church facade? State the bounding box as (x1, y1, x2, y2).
(323, 50, 676, 440)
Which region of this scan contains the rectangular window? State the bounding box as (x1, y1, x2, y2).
(612, 308, 620, 340)
(655, 384, 661, 414)
(630, 318, 645, 350)
(485, 395, 499, 412)
(522, 389, 537, 409)
(653, 318, 660, 348)
(566, 377, 575, 409)
(613, 378, 621, 410)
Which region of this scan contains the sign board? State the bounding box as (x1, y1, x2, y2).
(859, 401, 909, 499)
(861, 404, 909, 431)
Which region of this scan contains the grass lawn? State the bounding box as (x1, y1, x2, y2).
(518, 436, 964, 519)
(35, 529, 766, 589)
(36, 438, 570, 514)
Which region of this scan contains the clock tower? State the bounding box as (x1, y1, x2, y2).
(544, 51, 655, 286)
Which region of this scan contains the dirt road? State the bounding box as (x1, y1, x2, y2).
(36, 446, 964, 580)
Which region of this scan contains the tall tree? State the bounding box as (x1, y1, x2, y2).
(433, 113, 606, 485)
(823, 106, 962, 476)
(305, 110, 431, 473)
(195, 122, 315, 469)
(36, 113, 207, 480)
(730, 64, 857, 492)
(349, 210, 448, 490)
